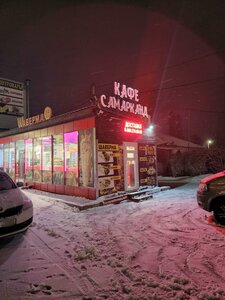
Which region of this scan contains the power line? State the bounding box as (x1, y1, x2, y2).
(139, 73, 225, 95)
(183, 107, 225, 114)
(91, 54, 225, 101)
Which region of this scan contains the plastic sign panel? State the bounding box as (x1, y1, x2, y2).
(0, 78, 25, 116)
(124, 121, 143, 135)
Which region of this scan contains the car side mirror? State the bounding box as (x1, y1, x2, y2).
(17, 182, 24, 187)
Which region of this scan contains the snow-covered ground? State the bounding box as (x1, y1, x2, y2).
(1, 175, 225, 300)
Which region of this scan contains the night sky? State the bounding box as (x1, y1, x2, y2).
(1, 0, 225, 145)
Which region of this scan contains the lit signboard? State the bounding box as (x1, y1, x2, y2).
(124, 121, 143, 134)
(0, 78, 25, 116)
(99, 81, 150, 120)
(17, 106, 52, 128)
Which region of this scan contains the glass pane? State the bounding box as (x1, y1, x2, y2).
(53, 135, 64, 185)
(3, 144, 9, 174)
(16, 140, 25, 181)
(25, 139, 33, 180)
(79, 129, 95, 187)
(41, 136, 52, 183)
(0, 144, 3, 169)
(127, 160, 135, 188)
(33, 138, 41, 182)
(9, 142, 15, 179)
(64, 132, 78, 186)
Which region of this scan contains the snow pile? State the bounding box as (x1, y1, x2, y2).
(1, 175, 225, 299)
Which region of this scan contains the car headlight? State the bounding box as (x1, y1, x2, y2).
(198, 183, 208, 192)
(22, 197, 33, 211)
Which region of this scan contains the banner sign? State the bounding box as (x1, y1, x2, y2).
(0, 78, 24, 116)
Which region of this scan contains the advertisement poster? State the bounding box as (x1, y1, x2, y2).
(79, 129, 95, 187)
(0, 78, 24, 116)
(138, 144, 157, 186)
(98, 143, 124, 196)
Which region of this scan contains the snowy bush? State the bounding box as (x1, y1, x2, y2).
(167, 147, 225, 176)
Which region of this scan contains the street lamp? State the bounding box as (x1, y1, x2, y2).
(207, 139, 213, 149)
(146, 124, 155, 135)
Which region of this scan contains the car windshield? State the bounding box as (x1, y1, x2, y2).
(0, 172, 16, 190)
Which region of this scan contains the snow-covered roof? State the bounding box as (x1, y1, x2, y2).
(140, 131, 203, 150)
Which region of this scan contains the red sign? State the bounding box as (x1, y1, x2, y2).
(124, 121, 143, 135)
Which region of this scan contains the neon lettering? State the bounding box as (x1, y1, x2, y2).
(134, 89, 139, 102)
(113, 97, 120, 109)
(114, 81, 120, 96)
(127, 87, 134, 100)
(120, 84, 128, 98)
(100, 94, 107, 107)
(120, 100, 127, 112)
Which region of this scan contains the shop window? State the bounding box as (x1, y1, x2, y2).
(79, 129, 95, 187)
(0, 144, 3, 169)
(3, 144, 9, 174)
(53, 135, 64, 185)
(41, 136, 52, 183)
(9, 143, 15, 179)
(25, 139, 33, 180)
(64, 132, 78, 186)
(33, 138, 41, 182)
(16, 140, 25, 182)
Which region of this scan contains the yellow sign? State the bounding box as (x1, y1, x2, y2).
(98, 143, 119, 151)
(17, 106, 53, 128)
(44, 106, 52, 120)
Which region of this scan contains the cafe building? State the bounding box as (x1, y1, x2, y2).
(0, 81, 157, 200)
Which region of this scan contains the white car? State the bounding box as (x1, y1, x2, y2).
(0, 170, 33, 238)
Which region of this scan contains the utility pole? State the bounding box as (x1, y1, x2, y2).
(25, 79, 30, 118)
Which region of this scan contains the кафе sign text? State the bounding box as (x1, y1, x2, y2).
(99, 81, 149, 119)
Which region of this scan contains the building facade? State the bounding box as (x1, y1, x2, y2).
(0, 83, 157, 200)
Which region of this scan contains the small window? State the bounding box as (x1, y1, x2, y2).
(3, 144, 9, 174)
(8, 142, 15, 179)
(0, 144, 3, 169)
(53, 135, 64, 185)
(41, 136, 52, 183)
(64, 132, 78, 186)
(33, 138, 41, 182)
(25, 139, 33, 180)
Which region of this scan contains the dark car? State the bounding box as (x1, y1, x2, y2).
(0, 170, 33, 238)
(197, 171, 225, 225)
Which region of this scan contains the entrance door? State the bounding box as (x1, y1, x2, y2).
(124, 142, 139, 191)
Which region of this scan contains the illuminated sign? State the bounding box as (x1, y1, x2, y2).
(124, 121, 143, 134)
(0, 78, 25, 116)
(99, 81, 149, 120)
(17, 106, 52, 128)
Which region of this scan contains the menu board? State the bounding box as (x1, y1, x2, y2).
(98, 143, 124, 196)
(138, 144, 157, 186)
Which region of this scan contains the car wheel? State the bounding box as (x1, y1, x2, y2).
(214, 200, 225, 225)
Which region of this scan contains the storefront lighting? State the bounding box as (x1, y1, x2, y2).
(124, 121, 143, 135)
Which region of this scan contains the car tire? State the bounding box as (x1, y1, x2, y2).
(214, 200, 225, 225)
